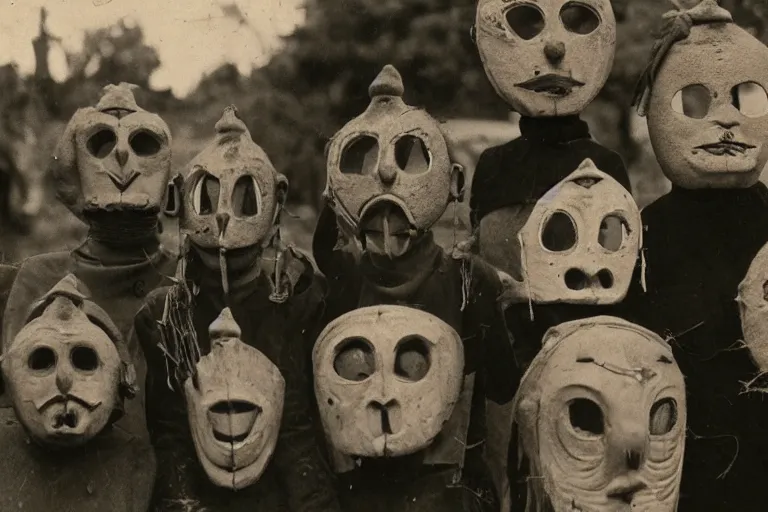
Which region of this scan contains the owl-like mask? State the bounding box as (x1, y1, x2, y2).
(514, 316, 686, 511)
(50, 83, 172, 219)
(475, 0, 616, 117)
(181, 105, 288, 251)
(500, 159, 641, 305)
(184, 308, 284, 490)
(325, 65, 464, 258)
(637, 0, 768, 189)
(1, 274, 134, 448)
(313, 305, 464, 458)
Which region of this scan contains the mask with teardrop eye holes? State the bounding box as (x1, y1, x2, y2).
(1, 274, 134, 449)
(474, 0, 616, 117)
(514, 316, 686, 512)
(497, 159, 641, 305)
(184, 308, 284, 490)
(640, 1, 768, 189)
(50, 83, 172, 219)
(313, 305, 464, 458)
(325, 65, 464, 258)
(180, 105, 288, 251)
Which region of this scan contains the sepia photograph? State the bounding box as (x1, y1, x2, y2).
(0, 0, 767, 510)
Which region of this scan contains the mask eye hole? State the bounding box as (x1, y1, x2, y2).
(650, 398, 677, 435)
(192, 173, 220, 215)
(560, 2, 600, 35)
(394, 135, 431, 175)
(28, 347, 56, 372)
(71, 346, 99, 372)
(394, 335, 431, 382)
(232, 176, 261, 218)
(672, 84, 711, 119)
(334, 337, 375, 382)
(568, 398, 604, 437)
(340, 136, 379, 175)
(129, 130, 162, 156)
(505, 4, 545, 40)
(87, 129, 117, 158)
(599, 214, 627, 252)
(731, 81, 768, 118)
(541, 211, 577, 252)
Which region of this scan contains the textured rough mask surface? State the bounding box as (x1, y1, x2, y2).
(646, 5, 768, 188)
(739, 241, 768, 372)
(181, 105, 287, 250)
(51, 83, 172, 218)
(184, 308, 284, 490)
(501, 159, 641, 305)
(475, 0, 616, 116)
(325, 65, 462, 253)
(313, 305, 464, 457)
(1, 274, 128, 448)
(514, 316, 686, 512)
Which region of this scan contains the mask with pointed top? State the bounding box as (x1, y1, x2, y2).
(325, 65, 464, 258)
(184, 307, 285, 489)
(181, 105, 288, 252)
(51, 83, 172, 218)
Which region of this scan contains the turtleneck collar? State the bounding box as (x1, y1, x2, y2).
(669, 182, 768, 203)
(82, 210, 160, 254)
(186, 244, 266, 307)
(518, 115, 591, 144)
(359, 231, 443, 300)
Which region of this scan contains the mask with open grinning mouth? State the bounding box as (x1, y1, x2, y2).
(184, 308, 284, 490)
(50, 83, 172, 219)
(1, 274, 134, 449)
(324, 65, 464, 259)
(474, 0, 616, 116)
(313, 305, 464, 458)
(514, 316, 686, 512)
(638, 0, 768, 189)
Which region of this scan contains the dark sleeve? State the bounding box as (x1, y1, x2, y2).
(312, 205, 344, 279)
(272, 325, 342, 512)
(466, 257, 521, 405)
(594, 145, 632, 194)
(469, 147, 495, 230)
(134, 294, 201, 508)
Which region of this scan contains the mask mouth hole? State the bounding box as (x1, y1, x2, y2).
(597, 269, 614, 289)
(53, 410, 78, 429)
(564, 268, 589, 290)
(209, 400, 262, 444)
(367, 400, 401, 436)
(209, 400, 258, 414)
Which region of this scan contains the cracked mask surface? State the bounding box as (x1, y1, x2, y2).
(647, 19, 768, 188)
(184, 308, 285, 490)
(313, 305, 464, 457)
(514, 316, 686, 512)
(502, 159, 641, 305)
(475, 0, 616, 116)
(1, 276, 123, 448)
(52, 83, 172, 218)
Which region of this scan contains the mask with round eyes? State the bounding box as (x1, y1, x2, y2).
(514, 316, 686, 512)
(738, 240, 768, 373)
(499, 159, 641, 305)
(181, 105, 288, 252)
(325, 65, 464, 259)
(184, 308, 284, 490)
(475, 0, 616, 117)
(50, 83, 172, 219)
(313, 305, 464, 458)
(1, 274, 133, 449)
(638, 1, 768, 189)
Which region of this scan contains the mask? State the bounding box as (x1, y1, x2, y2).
(181, 106, 288, 251)
(500, 159, 641, 305)
(738, 241, 768, 372)
(325, 65, 464, 258)
(313, 305, 464, 457)
(514, 316, 686, 512)
(643, 1, 768, 188)
(184, 308, 284, 490)
(1, 274, 132, 448)
(50, 83, 172, 219)
(475, 0, 616, 117)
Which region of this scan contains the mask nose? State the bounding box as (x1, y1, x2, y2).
(378, 164, 397, 186)
(544, 40, 566, 64)
(115, 143, 129, 167)
(216, 212, 230, 235)
(56, 365, 73, 394)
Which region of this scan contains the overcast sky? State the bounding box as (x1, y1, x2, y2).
(0, 0, 305, 97)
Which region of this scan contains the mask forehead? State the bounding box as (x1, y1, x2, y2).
(475, 0, 616, 116)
